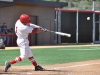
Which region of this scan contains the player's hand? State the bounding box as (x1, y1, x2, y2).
(39, 27, 47, 32)
(43, 28, 47, 32)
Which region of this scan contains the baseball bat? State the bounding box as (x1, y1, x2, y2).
(46, 30, 71, 37)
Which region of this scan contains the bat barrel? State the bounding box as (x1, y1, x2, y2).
(55, 32, 71, 37)
(46, 30, 71, 37)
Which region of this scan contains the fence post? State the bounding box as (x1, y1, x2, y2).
(76, 10, 79, 44)
(58, 8, 61, 44)
(92, 0, 95, 43)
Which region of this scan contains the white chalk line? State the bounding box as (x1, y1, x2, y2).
(18, 62, 100, 71)
(58, 47, 100, 51)
(47, 62, 100, 70)
(9, 62, 100, 75)
(58, 49, 100, 50)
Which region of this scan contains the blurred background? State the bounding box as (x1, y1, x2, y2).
(44, 0, 100, 11)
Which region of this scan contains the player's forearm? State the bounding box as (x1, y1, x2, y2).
(32, 28, 43, 34)
(30, 23, 40, 28)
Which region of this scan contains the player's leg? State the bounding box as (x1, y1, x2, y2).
(27, 45, 44, 71)
(5, 48, 26, 72)
(5, 56, 22, 72)
(10, 39, 27, 64)
(26, 40, 37, 67)
(28, 52, 44, 71)
(6, 46, 27, 64)
(5, 39, 27, 72)
(28, 56, 37, 66)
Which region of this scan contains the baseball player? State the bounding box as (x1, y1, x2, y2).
(5, 14, 47, 72)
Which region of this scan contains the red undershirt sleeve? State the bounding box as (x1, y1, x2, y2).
(32, 29, 38, 34)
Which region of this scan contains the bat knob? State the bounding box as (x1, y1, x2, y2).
(68, 34, 71, 37)
(64, 34, 71, 37)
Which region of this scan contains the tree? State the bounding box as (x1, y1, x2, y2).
(44, 0, 100, 11)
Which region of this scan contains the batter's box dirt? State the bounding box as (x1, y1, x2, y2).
(0, 59, 100, 75)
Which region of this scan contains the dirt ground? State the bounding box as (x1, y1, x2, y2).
(0, 44, 100, 75)
(0, 60, 100, 75)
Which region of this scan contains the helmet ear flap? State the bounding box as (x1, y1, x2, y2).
(20, 14, 31, 24)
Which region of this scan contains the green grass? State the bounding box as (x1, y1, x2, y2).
(0, 46, 100, 66)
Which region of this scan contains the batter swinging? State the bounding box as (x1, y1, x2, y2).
(5, 14, 47, 72)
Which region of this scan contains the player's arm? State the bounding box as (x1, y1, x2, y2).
(30, 23, 41, 29)
(30, 23, 47, 33)
(32, 28, 47, 34)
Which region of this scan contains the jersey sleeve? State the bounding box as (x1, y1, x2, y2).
(24, 26, 33, 33)
(30, 23, 40, 29)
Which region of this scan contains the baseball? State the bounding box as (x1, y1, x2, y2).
(87, 17, 90, 20)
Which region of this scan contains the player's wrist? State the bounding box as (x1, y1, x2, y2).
(39, 27, 47, 32)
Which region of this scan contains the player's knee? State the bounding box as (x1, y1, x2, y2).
(20, 55, 26, 60)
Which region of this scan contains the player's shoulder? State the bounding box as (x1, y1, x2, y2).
(30, 23, 35, 26)
(15, 20, 20, 25)
(15, 20, 24, 27)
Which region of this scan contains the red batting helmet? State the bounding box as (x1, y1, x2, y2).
(20, 14, 31, 24)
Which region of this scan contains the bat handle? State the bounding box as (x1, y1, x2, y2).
(47, 30, 54, 33)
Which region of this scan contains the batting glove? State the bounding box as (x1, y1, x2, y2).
(39, 27, 47, 32)
(43, 28, 48, 32)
